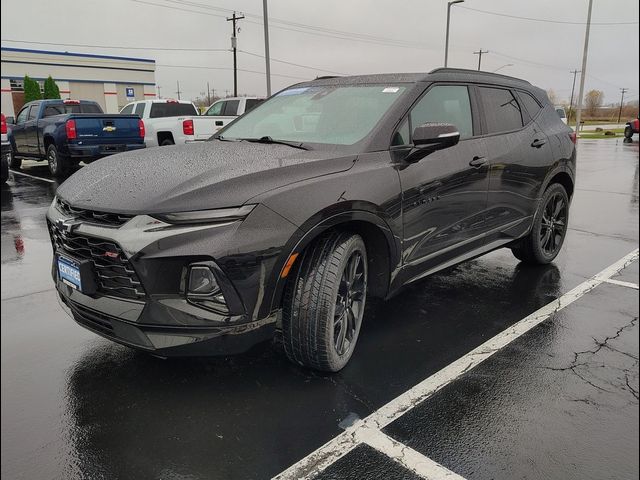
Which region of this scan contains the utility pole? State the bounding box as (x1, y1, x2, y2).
(175, 81, 182, 100)
(617, 88, 628, 124)
(473, 49, 488, 71)
(444, 0, 464, 68)
(207, 81, 212, 105)
(568, 69, 580, 120)
(574, 0, 593, 136)
(227, 11, 245, 97)
(262, 0, 272, 96)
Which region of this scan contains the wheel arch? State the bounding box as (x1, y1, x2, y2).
(268, 208, 400, 316)
(542, 165, 575, 199)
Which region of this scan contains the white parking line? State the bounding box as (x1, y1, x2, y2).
(602, 278, 639, 290)
(273, 248, 640, 480)
(355, 423, 466, 480)
(10, 169, 56, 184)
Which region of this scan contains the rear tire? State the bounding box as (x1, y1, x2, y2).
(46, 144, 68, 177)
(1, 155, 8, 184)
(9, 149, 21, 169)
(282, 231, 367, 372)
(511, 183, 569, 265)
(624, 126, 633, 139)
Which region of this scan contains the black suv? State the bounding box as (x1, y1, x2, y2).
(47, 68, 576, 371)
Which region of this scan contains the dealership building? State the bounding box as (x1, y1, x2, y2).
(1, 47, 156, 116)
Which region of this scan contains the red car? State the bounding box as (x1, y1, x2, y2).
(624, 116, 639, 140)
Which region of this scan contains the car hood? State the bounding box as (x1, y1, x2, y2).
(56, 140, 356, 214)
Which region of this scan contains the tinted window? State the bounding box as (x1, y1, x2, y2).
(223, 100, 240, 116)
(479, 87, 523, 134)
(519, 92, 542, 120)
(204, 101, 224, 116)
(392, 118, 410, 146)
(410, 85, 473, 139)
(44, 103, 102, 117)
(120, 104, 134, 114)
(149, 102, 197, 118)
(16, 107, 30, 124)
(134, 103, 146, 117)
(555, 108, 566, 118)
(245, 99, 264, 112)
(27, 105, 39, 120)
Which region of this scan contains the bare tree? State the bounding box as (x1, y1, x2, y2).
(584, 90, 604, 117)
(546, 89, 558, 105)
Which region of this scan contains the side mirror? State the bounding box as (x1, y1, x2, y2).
(6, 116, 15, 125)
(405, 122, 460, 163)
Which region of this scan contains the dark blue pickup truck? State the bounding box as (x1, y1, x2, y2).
(7, 99, 145, 176)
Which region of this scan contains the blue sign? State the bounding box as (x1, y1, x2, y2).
(126, 87, 135, 97)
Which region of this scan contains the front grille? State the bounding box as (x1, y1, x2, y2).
(48, 221, 146, 301)
(56, 198, 134, 227)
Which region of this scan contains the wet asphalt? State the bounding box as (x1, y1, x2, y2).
(1, 139, 638, 480)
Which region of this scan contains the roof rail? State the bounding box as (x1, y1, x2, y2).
(428, 67, 531, 85)
(314, 75, 341, 80)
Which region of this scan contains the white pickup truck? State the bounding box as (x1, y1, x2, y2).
(120, 99, 218, 147)
(201, 97, 264, 133)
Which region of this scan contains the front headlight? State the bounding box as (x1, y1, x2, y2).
(152, 205, 256, 225)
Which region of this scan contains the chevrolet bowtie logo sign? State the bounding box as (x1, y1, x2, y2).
(103, 126, 117, 132)
(55, 217, 82, 234)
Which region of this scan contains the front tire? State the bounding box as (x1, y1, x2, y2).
(282, 231, 367, 372)
(47, 144, 68, 177)
(511, 183, 569, 264)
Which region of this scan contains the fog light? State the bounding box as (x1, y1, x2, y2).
(188, 266, 220, 295)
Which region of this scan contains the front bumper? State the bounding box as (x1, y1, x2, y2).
(47, 201, 298, 356)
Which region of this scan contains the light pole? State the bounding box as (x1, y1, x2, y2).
(568, 69, 580, 120)
(444, 0, 464, 68)
(574, 0, 593, 135)
(493, 64, 513, 73)
(263, 0, 272, 97)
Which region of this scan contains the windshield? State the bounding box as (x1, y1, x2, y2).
(219, 85, 407, 147)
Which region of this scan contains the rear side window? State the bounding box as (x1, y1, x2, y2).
(555, 108, 566, 118)
(245, 99, 264, 112)
(410, 85, 473, 139)
(519, 92, 543, 121)
(120, 104, 134, 114)
(479, 87, 523, 134)
(134, 103, 146, 117)
(204, 101, 224, 116)
(222, 100, 240, 116)
(149, 102, 197, 118)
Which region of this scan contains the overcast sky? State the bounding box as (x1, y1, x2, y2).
(2, 0, 638, 105)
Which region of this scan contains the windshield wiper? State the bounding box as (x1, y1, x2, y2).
(243, 136, 310, 150)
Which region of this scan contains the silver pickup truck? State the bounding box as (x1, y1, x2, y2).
(199, 97, 264, 135)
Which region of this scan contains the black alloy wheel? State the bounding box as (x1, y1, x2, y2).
(539, 191, 567, 257)
(334, 250, 366, 356)
(511, 182, 569, 264)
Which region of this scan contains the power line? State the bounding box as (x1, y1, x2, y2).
(156, 63, 309, 80)
(459, 5, 639, 25)
(239, 50, 346, 75)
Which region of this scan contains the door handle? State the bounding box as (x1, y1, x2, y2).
(469, 156, 487, 167)
(531, 138, 546, 148)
